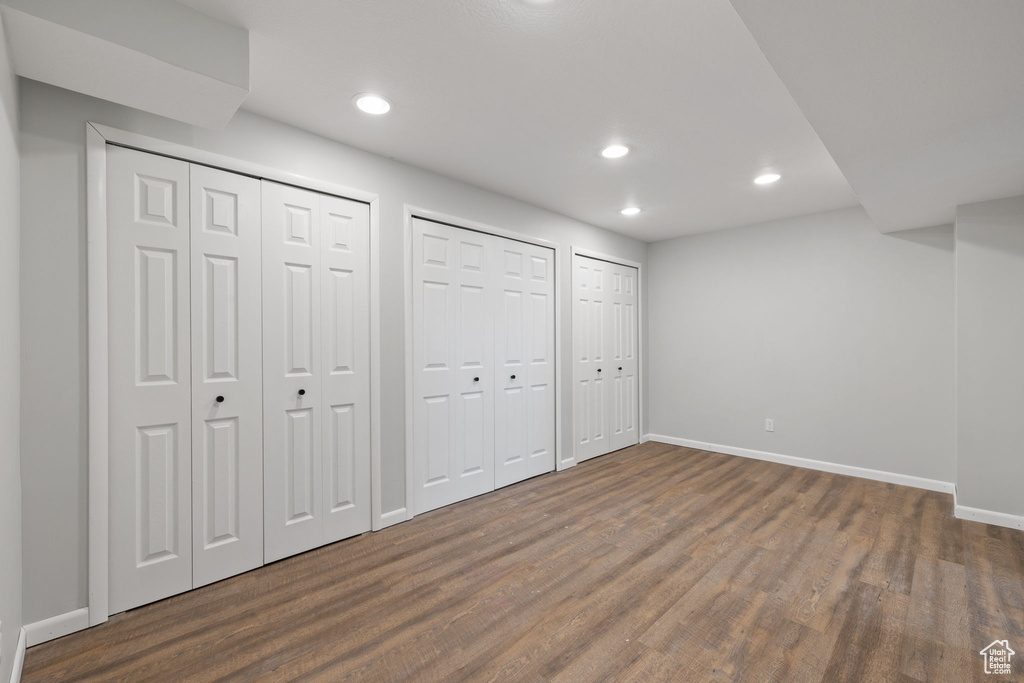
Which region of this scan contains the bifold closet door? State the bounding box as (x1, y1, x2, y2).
(412, 219, 557, 514)
(263, 181, 371, 562)
(412, 218, 496, 514)
(573, 256, 610, 462)
(263, 182, 322, 562)
(573, 254, 639, 462)
(189, 164, 263, 587)
(606, 262, 640, 452)
(494, 239, 556, 488)
(320, 194, 371, 544)
(108, 147, 193, 613)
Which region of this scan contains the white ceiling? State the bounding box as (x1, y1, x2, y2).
(174, 0, 859, 242)
(2, 0, 249, 128)
(730, 0, 1024, 233)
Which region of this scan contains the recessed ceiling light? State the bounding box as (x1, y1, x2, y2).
(354, 93, 391, 115)
(754, 173, 781, 185)
(620, 207, 641, 216)
(601, 144, 630, 159)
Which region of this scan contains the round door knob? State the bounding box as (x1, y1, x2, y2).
(298, 389, 306, 396)
(511, 374, 517, 380)
(473, 377, 480, 382)
(216, 396, 225, 403)
(619, 367, 623, 371)
(597, 368, 602, 373)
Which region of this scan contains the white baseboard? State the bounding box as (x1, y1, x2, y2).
(641, 433, 652, 444)
(953, 504, 1024, 530)
(10, 628, 25, 683)
(647, 434, 955, 494)
(953, 484, 1024, 530)
(24, 608, 90, 647)
(378, 507, 408, 529)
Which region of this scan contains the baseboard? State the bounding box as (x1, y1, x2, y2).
(641, 433, 652, 444)
(647, 434, 955, 494)
(953, 504, 1024, 530)
(378, 507, 408, 529)
(952, 483, 1024, 531)
(10, 628, 25, 683)
(24, 608, 90, 647)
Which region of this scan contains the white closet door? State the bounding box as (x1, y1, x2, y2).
(573, 255, 611, 462)
(320, 195, 371, 543)
(494, 239, 556, 488)
(108, 147, 193, 613)
(262, 181, 323, 562)
(412, 218, 495, 514)
(189, 165, 264, 587)
(608, 263, 640, 453)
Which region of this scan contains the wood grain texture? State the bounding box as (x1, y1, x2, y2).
(22, 443, 1024, 682)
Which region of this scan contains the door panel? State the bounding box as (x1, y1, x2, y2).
(412, 218, 495, 514)
(573, 255, 610, 462)
(189, 164, 263, 587)
(263, 181, 323, 562)
(608, 263, 640, 452)
(494, 239, 556, 488)
(320, 195, 371, 543)
(573, 254, 640, 462)
(109, 147, 192, 613)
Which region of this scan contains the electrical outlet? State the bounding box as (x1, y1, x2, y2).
(765, 418, 775, 432)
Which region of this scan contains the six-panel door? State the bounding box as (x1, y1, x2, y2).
(189, 164, 264, 587)
(319, 195, 372, 544)
(110, 153, 375, 612)
(573, 254, 640, 463)
(607, 262, 640, 453)
(412, 218, 558, 514)
(412, 218, 497, 514)
(262, 182, 325, 562)
(573, 255, 610, 463)
(494, 240, 556, 488)
(108, 147, 193, 613)
(262, 181, 372, 563)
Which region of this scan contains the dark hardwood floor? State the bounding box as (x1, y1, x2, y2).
(23, 442, 1024, 682)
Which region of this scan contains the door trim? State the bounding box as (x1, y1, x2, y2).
(403, 206, 562, 520)
(567, 247, 645, 470)
(86, 123, 382, 629)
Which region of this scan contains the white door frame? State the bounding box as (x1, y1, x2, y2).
(567, 247, 645, 470)
(86, 122, 382, 628)
(403, 206, 562, 520)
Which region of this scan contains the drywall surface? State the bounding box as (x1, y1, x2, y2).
(955, 194, 1024, 518)
(18, 78, 648, 625)
(648, 206, 955, 482)
(0, 13, 21, 683)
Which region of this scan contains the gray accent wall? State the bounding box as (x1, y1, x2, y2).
(647, 206, 956, 483)
(955, 194, 1024, 519)
(18, 78, 648, 625)
(0, 13, 21, 683)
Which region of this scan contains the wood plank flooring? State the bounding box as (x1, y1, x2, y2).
(23, 442, 1024, 682)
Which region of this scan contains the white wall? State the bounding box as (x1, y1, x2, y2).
(18, 79, 648, 626)
(647, 206, 956, 483)
(0, 13, 21, 683)
(955, 194, 1024, 519)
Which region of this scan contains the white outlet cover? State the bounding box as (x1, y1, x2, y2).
(765, 418, 775, 432)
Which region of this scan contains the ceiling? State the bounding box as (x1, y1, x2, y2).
(174, 0, 859, 242)
(730, 0, 1024, 233)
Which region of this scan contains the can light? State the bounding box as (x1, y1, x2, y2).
(601, 144, 630, 159)
(354, 93, 392, 115)
(620, 207, 641, 216)
(754, 173, 781, 185)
